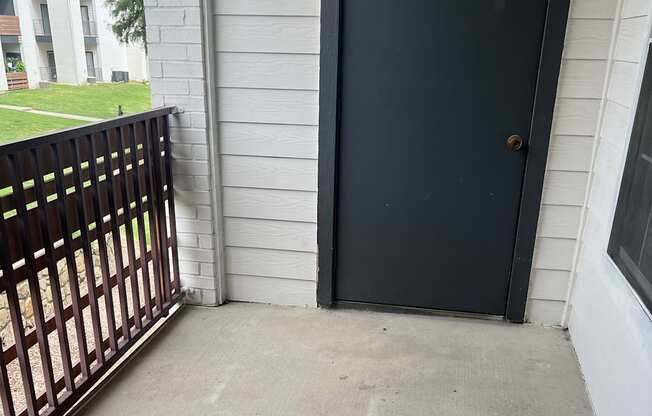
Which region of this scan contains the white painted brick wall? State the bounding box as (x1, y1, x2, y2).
(145, 0, 221, 306)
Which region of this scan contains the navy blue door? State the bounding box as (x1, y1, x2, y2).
(334, 0, 548, 315)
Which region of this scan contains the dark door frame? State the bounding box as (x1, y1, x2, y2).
(316, 0, 570, 322)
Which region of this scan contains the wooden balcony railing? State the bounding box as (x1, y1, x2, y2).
(0, 107, 182, 415)
(0, 15, 20, 36)
(6, 73, 28, 91)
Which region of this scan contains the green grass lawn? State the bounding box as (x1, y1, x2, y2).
(0, 82, 151, 119)
(0, 108, 86, 143)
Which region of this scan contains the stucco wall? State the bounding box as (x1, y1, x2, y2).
(567, 0, 652, 414)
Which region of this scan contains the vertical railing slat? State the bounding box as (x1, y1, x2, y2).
(31, 147, 75, 393)
(87, 133, 119, 352)
(142, 120, 164, 313)
(128, 123, 154, 321)
(151, 117, 173, 303)
(0, 335, 15, 416)
(161, 116, 181, 295)
(52, 141, 91, 379)
(7, 153, 58, 408)
(70, 138, 105, 366)
(116, 126, 142, 330)
(102, 129, 131, 341)
(0, 163, 38, 414)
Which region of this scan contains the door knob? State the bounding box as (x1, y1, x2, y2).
(506, 135, 524, 152)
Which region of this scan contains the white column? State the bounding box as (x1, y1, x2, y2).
(48, 0, 87, 85)
(14, 0, 40, 87)
(0, 42, 8, 91)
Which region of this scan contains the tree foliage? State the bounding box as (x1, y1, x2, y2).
(105, 0, 146, 47)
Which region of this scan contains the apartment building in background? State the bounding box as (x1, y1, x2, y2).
(0, 0, 148, 91)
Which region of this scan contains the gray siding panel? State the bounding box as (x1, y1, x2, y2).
(215, 2, 319, 305)
(529, 1, 619, 325)
(215, 0, 320, 16)
(220, 122, 318, 159)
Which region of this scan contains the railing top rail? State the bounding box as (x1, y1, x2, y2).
(0, 106, 177, 154)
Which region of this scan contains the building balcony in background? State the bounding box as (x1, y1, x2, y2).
(6, 71, 28, 89)
(87, 66, 102, 82)
(33, 19, 51, 38)
(82, 19, 97, 36)
(40, 66, 57, 82)
(0, 15, 20, 36)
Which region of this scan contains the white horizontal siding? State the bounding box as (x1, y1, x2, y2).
(526, 299, 566, 325)
(529, 270, 572, 301)
(570, 0, 618, 18)
(538, 205, 583, 239)
(601, 100, 631, 145)
(215, 0, 319, 16)
(217, 53, 319, 90)
(607, 61, 639, 106)
(218, 88, 319, 125)
(215, 15, 320, 54)
(224, 217, 317, 252)
(222, 187, 317, 223)
(547, 135, 594, 171)
(533, 238, 577, 271)
(622, 0, 650, 18)
(613, 16, 649, 61)
(215, 2, 319, 305)
(542, 171, 589, 206)
(225, 247, 316, 281)
(557, 60, 608, 99)
(220, 122, 318, 158)
(221, 155, 317, 191)
(553, 98, 601, 136)
(529, 2, 618, 325)
(563, 19, 613, 60)
(226, 274, 316, 307)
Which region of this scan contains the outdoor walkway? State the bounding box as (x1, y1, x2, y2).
(0, 104, 103, 122)
(81, 303, 593, 416)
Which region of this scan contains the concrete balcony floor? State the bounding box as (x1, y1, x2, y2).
(81, 303, 593, 416)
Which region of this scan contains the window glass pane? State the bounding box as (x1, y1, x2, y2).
(639, 221, 652, 277)
(620, 158, 652, 261)
(609, 47, 652, 312)
(639, 85, 652, 158)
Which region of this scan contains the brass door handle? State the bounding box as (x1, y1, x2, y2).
(506, 135, 524, 152)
